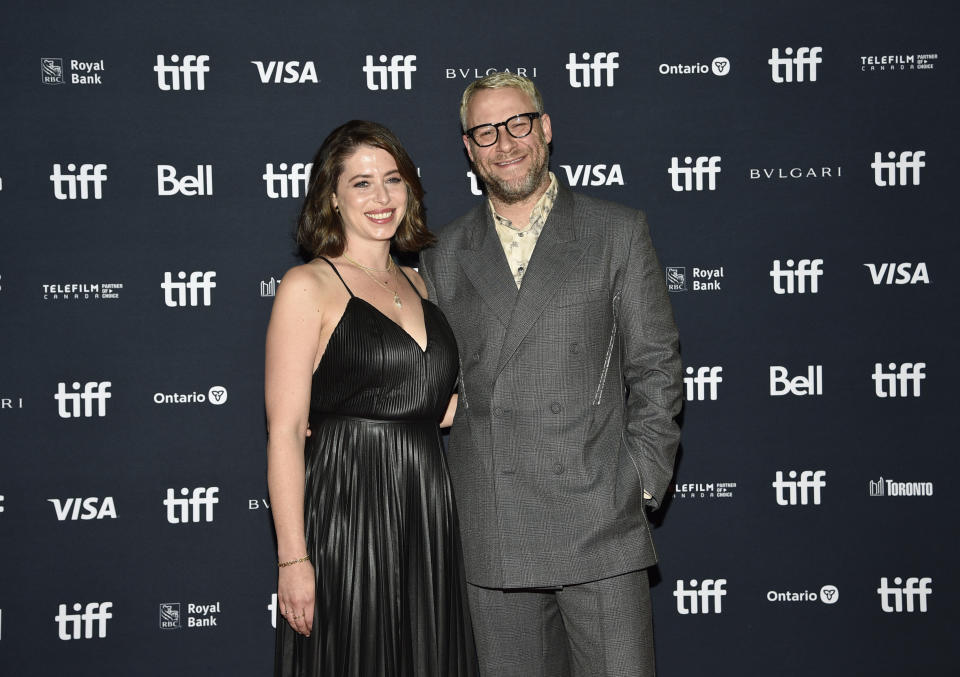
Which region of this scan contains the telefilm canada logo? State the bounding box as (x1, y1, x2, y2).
(671, 481, 736, 499)
(767, 585, 839, 605)
(869, 477, 934, 497)
(42, 281, 123, 301)
(159, 601, 221, 629)
(153, 386, 228, 406)
(667, 266, 724, 292)
(859, 52, 938, 72)
(658, 57, 730, 77)
(41, 58, 105, 85)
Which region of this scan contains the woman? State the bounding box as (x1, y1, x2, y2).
(265, 120, 477, 676)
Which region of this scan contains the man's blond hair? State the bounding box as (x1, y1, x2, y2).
(459, 72, 545, 131)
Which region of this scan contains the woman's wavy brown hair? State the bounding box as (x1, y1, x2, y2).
(296, 120, 434, 260)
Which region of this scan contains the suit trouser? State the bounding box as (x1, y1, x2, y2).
(467, 569, 654, 677)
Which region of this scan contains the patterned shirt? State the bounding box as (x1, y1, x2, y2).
(490, 172, 559, 288)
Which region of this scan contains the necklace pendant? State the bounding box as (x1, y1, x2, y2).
(393, 293, 403, 309)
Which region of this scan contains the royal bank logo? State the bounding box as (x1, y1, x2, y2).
(773, 470, 826, 506)
(263, 162, 311, 198)
(872, 362, 925, 398)
(261, 277, 280, 297)
(668, 156, 721, 191)
(56, 602, 113, 640)
(860, 53, 938, 72)
(161, 271, 216, 307)
(155, 54, 210, 91)
(767, 585, 839, 605)
(50, 163, 107, 200)
(41, 281, 123, 301)
(558, 164, 624, 187)
(674, 579, 727, 614)
(41, 58, 64, 84)
(49, 497, 117, 521)
(153, 386, 228, 406)
(363, 54, 416, 90)
(55, 381, 111, 418)
(659, 57, 730, 77)
(251, 60, 318, 84)
(158, 601, 221, 628)
(164, 487, 219, 523)
(769, 46, 822, 83)
(683, 366, 722, 401)
(878, 577, 932, 613)
(869, 477, 934, 497)
(668, 266, 724, 292)
(770, 258, 823, 294)
(159, 602, 181, 629)
(871, 151, 925, 187)
(566, 52, 619, 87)
(666, 267, 686, 291)
(671, 482, 736, 499)
(864, 262, 930, 285)
(445, 66, 538, 79)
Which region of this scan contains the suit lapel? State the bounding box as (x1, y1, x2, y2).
(457, 204, 517, 328)
(496, 187, 590, 376)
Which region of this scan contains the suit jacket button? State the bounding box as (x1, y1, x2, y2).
(550, 402, 562, 414)
(493, 407, 503, 416)
(553, 462, 564, 474)
(473, 351, 481, 361)
(570, 342, 580, 354)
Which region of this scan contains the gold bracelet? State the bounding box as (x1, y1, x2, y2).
(278, 554, 310, 568)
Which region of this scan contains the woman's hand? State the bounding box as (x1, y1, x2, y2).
(277, 560, 315, 637)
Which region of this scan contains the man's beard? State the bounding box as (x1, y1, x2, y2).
(474, 133, 550, 205)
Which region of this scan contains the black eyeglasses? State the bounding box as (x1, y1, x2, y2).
(464, 112, 541, 147)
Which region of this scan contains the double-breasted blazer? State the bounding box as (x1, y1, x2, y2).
(420, 185, 682, 589)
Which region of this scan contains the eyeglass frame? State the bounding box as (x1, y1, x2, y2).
(463, 112, 543, 147)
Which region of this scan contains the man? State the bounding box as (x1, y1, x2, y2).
(420, 72, 682, 677)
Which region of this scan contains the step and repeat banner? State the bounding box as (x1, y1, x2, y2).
(1, 1, 956, 675)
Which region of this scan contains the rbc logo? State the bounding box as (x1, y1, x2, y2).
(251, 60, 318, 84)
(772, 470, 826, 506)
(871, 151, 925, 187)
(769, 46, 822, 83)
(872, 362, 925, 398)
(363, 55, 416, 90)
(48, 497, 117, 520)
(566, 52, 619, 87)
(769, 365, 823, 396)
(877, 577, 932, 613)
(56, 602, 113, 640)
(683, 366, 722, 401)
(674, 579, 726, 614)
(161, 271, 216, 307)
(770, 259, 823, 294)
(164, 487, 219, 523)
(668, 156, 721, 191)
(55, 381, 111, 418)
(49, 163, 107, 200)
(157, 164, 213, 196)
(263, 163, 312, 198)
(154, 54, 209, 90)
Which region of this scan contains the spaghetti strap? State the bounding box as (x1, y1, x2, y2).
(396, 265, 423, 299)
(318, 256, 354, 297)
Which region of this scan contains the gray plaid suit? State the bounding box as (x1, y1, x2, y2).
(421, 185, 681, 676)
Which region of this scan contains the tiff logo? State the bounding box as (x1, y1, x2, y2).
(263, 163, 311, 199)
(566, 52, 619, 87)
(769, 46, 822, 83)
(363, 55, 416, 90)
(162, 271, 216, 307)
(871, 151, 925, 187)
(864, 262, 930, 285)
(873, 362, 925, 398)
(674, 579, 727, 614)
(155, 54, 209, 91)
(56, 602, 113, 640)
(55, 381, 111, 418)
(164, 487, 219, 523)
(878, 577, 932, 613)
(770, 258, 823, 294)
(684, 366, 722, 401)
(773, 470, 826, 506)
(770, 365, 823, 396)
(668, 156, 721, 192)
(50, 163, 107, 200)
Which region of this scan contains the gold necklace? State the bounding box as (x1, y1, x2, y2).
(342, 253, 403, 308)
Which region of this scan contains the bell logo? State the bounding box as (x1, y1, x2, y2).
(871, 151, 925, 187)
(668, 156, 721, 191)
(161, 271, 216, 307)
(770, 365, 823, 396)
(49, 163, 107, 200)
(56, 602, 113, 640)
(49, 497, 117, 520)
(55, 381, 111, 418)
(878, 577, 932, 613)
(251, 60, 318, 84)
(157, 164, 213, 196)
(864, 262, 930, 285)
(363, 55, 416, 90)
(263, 163, 312, 198)
(164, 487, 219, 523)
(770, 259, 823, 294)
(154, 54, 209, 91)
(559, 164, 624, 187)
(872, 362, 925, 398)
(769, 46, 822, 83)
(772, 470, 826, 506)
(684, 366, 722, 401)
(566, 52, 619, 87)
(674, 579, 726, 614)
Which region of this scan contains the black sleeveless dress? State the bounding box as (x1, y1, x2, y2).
(275, 258, 477, 677)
